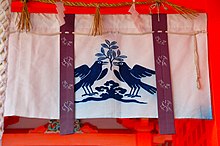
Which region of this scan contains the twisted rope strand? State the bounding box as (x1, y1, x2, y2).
(31, 0, 150, 8)
(30, 0, 197, 17)
(0, 0, 10, 141)
(193, 34, 201, 89)
(18, 0, 198, 34)
(9, 30, 206, 36)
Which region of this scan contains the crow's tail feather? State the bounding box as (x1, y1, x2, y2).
(140, 82, 157, 95)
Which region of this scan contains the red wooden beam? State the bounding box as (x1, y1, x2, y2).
(3, 133, 137, 146)
(11, 0, 206, 14)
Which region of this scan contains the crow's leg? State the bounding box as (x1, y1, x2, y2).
(134, 86, 141, 97)
(82, 84, 92, 96)
(86, 85, 92, 94)
(82, 86, 89, 97)
(131, 86, 140, 98)
(130, 86, 135, 95)
(89, 86, 98, 96)
(125, 87, 133, 97)
(131, 86, 136, 96)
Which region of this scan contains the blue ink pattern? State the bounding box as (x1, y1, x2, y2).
(75, 80, 147, 104)
(74, 61, 108, 96)
(113, 62, 156, 97)
(75, 39, 156, 104)
(95, 40, 127, 70)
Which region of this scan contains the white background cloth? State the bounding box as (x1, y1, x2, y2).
(4, 13, 212, 119)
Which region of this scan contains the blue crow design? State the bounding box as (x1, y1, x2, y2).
(75, 61, 108, 96)
(113, 62, 156, 97)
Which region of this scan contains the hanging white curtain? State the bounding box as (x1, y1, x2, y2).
(4, 13, 212, 119)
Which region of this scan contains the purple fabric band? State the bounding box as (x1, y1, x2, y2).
(152, 14, 175, 134)
(60, 14, 75, 135)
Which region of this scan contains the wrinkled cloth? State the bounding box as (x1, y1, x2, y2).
(4, 13, 212, 119)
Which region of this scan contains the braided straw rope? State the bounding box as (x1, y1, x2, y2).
(32, 0, 149, 7)
(23, 0, 197, 35)
(30, 0, 197, 17)
(0, 0, 11, 141)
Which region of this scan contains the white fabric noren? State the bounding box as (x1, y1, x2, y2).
(4, 13, 212, 119)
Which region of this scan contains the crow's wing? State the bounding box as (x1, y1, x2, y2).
(113, 70, 124, 82)
(131, 64, 155, 79)
(97, 68, 108, 81)
(74, 65, 90, 79)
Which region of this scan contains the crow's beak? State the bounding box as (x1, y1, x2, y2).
(113, 62, 119, 66)
(102, 61, 108, 65)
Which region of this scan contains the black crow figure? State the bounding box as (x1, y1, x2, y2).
(113, 62, 156, 97)
(75, 60, 108, 96)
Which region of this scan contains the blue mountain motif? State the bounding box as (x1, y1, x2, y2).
(74, 60, 108, 96)
(75, 80, 147, 104)
(113, 62, 157, 97)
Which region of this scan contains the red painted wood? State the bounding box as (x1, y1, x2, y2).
(206, 0, 220, 144)
(117, 119, 152, 132)
(136, 132, 152, 146)
(4, 117, 20, 128)
(2, 133, 136, 146)
(8, 0, 220, 145)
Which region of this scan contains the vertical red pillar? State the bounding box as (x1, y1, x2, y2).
(207, 0, 220, 144)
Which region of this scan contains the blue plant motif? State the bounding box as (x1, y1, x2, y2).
(74, 39, 156, 104)
(95, 40, 127, 70)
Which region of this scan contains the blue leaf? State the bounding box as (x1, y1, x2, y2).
(111, 45, 119, 49)
(101, 47, 105, 54)
(117, 50, 121, 56)
(112, 51, 116, 58)
(115, 57, 123, 61)
(119, 55, 127, 58)
(98, 57, 107, 61)
(95, 53, 104, 57)
(101, 43, 109, 48)
(110, 41, 117, 46)
(105, 40, 111, 45)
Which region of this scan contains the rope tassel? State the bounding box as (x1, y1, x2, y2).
(90, 6, 103, 36)
(193, 34, 201, 89)
(18, 0, 31, 31)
